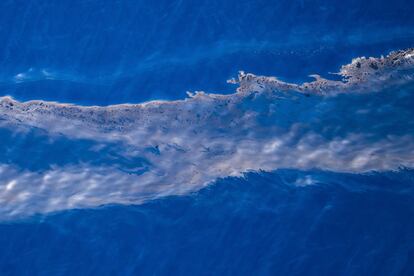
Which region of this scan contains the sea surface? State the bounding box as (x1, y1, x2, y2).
(1, 0, 414, 275)
(1, 0, 413, 105)
(1, 170, 414, 275)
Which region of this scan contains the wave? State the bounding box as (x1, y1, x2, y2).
(0, 48, 413, 219)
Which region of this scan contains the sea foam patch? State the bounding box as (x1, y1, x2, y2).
(0, 48, 413, 219)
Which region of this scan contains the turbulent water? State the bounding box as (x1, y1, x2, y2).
(1, 0, 414, 275)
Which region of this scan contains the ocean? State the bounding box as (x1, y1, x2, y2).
(1, 0, 414, 275)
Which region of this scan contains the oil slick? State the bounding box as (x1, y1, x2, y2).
(0, 49, 413, 219)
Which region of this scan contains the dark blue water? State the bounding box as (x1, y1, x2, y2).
(1, 1, 414, 275)
(1, 170, 413, 276)
(1, 0, 413, 105)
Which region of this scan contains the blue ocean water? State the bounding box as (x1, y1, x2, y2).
(0, 0, 413, 105)
(1, 0, 414, 275)
(1, 170, 414, 275)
